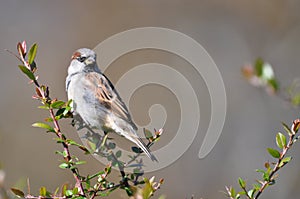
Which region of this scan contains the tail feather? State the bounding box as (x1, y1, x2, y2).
(134, 137, 158, 162)
(111, 123, 158, 161)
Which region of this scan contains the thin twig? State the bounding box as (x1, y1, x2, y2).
(254, 135, 294, 199)
(17, 48, 85, 196)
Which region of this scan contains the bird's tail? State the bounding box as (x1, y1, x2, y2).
(112, 123, 158, 161)
(133, 136, 158, 162)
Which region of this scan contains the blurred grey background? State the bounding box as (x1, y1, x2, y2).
(1, 0, 300, 198)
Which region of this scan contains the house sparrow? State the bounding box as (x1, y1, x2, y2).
(66, 48, 157, 161)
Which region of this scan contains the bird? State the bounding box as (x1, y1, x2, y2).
(66, 48, 157, 161)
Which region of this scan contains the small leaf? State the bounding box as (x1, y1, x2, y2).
(255, 58, 264, 77)
(11, 188, 25, 198)
(67, 139, 79, 146)
(116, 150, 122, 158)
(53, 187, 60, 196)
(142, 178, 154, 199)
(51, 101, 65, 109)
(279, 156, 292, 167)
(72, 187, 78, 195)
(38, 105, 49, 110)
(40, 186, 47, 196)
(55, 138, 65, 143)
(133, 168, 143, 175)
(79, 145, 90, 154)
(238, 177, 246, 188)
(267, 148, 280, 158)
(18, 65, 35, 80)
(276, 132, 286, 149)
(32, 122, 55, 132)
(108, 142, 116, 149)
(253, 183, 261, 191)
(144, 128, 153, 139)
(61, 183, 68, 196)
(59, 163, 69, 169)
(65, 190, 73, 197)
(28, 43, 37, 65)
(229, 187, 236, 197)
(282, 122, 292, 136)
(35, 88, 42, 97)
(88, 171, 105, 180)
(132, 146, 142, 154)
(55, 151, 64, 156)
(248, 189, 255, 198)
(17, 42, 25, 57)
(268, 78, 279, 92)
(75, 161, 86, 165)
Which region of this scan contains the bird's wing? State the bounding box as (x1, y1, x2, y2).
(83, 72, 138, 130)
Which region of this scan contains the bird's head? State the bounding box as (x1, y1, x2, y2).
(68, 48, 101, 75)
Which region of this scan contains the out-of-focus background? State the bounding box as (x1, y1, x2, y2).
(1, 1, 300, 198)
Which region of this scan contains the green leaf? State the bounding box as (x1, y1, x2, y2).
(67, 139, 81, 146)
(268, 78, 279, 91)
(51, 101, 65, 109)
(87, 140, 96, 152)
(62, 184, 68, 196)
(72, 187, 78, 195)
(55, 138, 65, 143)
(279, 156, 292, 167)
(40, 186, 47, 196)
(65, 189, 73, 197)
(116, 150, 122, 158)
(276, 132, 286, 149)
(124, 186, 134, 196)
(63, 106, 71, 116)
(38, 105, 49, 110)
(53, 187, 60, 196)
(253, 183, 261, 191)
(88, 171, 105, 180)
(75, 161, 86, 165)
(132, 146, 142, 154)
(59, 162, 69, 169)
(77, 145, 89, 154)
(238, 177, 246, 188)
(144, 128, 153, 139)
(255, 58, 264, 77)
(28, 43, 37, 65)
(32, 122, 55, 132)
(248, 189, 255, 198)
(282, 122, 292, 136)
(142, 178, 154, 199)
(55, 151, 64, 156)
(108, 142, 116, 149)
(267, 148, 280, 158)
(10, 188, 25, 198)
(18, 65, 35, 80)
(229, 187, 236, 197)
(55, 150, 68, 158)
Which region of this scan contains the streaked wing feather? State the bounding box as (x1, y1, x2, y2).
(84, 72, 137, 130)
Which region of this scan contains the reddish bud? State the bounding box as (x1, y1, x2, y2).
(21, 41, 27, 55)
(292, 119, 300, 134)
(17, 42, 25, 57)
(36, 88, 42, 97)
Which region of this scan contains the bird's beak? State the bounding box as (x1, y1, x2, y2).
(84, 57, 95, 65)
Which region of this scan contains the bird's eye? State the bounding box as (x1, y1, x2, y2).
(77, 56, 87, 62)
